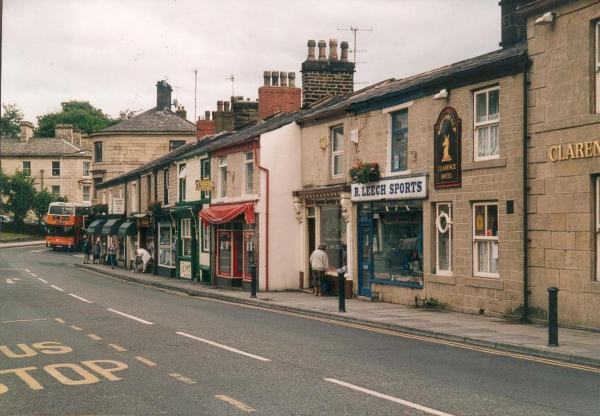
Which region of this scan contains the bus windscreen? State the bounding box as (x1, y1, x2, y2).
(48, 206, 74, 215)
(46, 225, 75, 237)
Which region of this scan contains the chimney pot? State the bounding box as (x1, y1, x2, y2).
(272, 71, 280, 87)
(264, 70, 271, 86)
(289, 72, 296, 87)
(340, 41, 349, 62)
(217, 100, 224, 111)
(329, 39, 339, 61)
(224, 101, 230, 112)
(318, 40, 327, 61)
(205, 111, 211, 121)
(280, 71, 288, 87)
(307, 39, 316, 61)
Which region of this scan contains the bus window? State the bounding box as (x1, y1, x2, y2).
(46, 225, 75, 237)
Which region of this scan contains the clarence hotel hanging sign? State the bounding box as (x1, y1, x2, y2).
(434, 107, 462, 189)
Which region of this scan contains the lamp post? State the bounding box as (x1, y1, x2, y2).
(60, 149, 89, 198)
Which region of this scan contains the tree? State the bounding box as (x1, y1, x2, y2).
(32, 189, 64, 222)
(1, 170, 36, 225)
(1, 103, 24, 138)
(35, 100, 119, 137)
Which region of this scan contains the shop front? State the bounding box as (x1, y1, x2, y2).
(156, 214, 175, 278)
(171, 205, 201, 281)
(118, 219, 137, 269)
(351, 175, 428, 297)
(199, 202, 255, 289)
(100, 217, 126, 266)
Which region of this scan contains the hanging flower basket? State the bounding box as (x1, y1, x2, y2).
(349, 162, 381, 184)
(147, 200, 163, 213)
(91, 203, 108, 215)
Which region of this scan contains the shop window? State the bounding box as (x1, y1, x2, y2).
(474, 87, 499, 161)
(216, 223, 254, 278)
(83, 186, 91, 202)
(245, 152, 254, 195)
(178, 164, 187, 202)
(473, 202, 499, 277)
(94, 142, 103, 162)
(159, 222, 174, 268)
(83, 161, 90, 177)
(181, 218, 192, 257)
(331, 125, 344, 178)
(219, 157, 227, 198)
(218, 230, 232, 276)
(52, 161, 61, 177)
(391, 110, 408, 172)
(202, 223, 210, 252)
(164, 170, 169, 205)
(22, 161, 31, 174)
(369, 201, 423, 286)
(435, 203, 452, 275)
(201, 158, 210, 200)
(319, 205, 346, 270)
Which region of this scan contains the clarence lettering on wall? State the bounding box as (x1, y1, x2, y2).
(434, 107, 461, 189)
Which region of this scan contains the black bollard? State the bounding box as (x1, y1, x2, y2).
(548, 287, 559, 347)
(250, 264, 257, 298)
(338, 271, 346, 313)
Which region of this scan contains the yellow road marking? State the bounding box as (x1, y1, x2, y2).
(134, 356, 156, 366)
(70, 325, 83, 331)
(169, 373, 196, 384)
(2, 318, 47, 323)
(109, 344, 127, 352)
(196, 297, 600, 373)
(87, 334, 102, 341)
(55, 318, 66, 324)
(215, 395, 256, 412)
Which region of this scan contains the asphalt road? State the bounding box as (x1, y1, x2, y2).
(1, 246, 599, 415)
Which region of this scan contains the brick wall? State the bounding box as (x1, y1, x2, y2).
(258, 86, 301, 119)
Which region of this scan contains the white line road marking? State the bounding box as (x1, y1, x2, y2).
(28, 249, 46, 252)
(24, 269, 30, 273)
(29, 273, 37, 277)
(134, 356, 156, 366)
(70, 325, 83, 331)
(2, 318, 47, 323)
(110, 344, 127, 352)
(13, 278, 20, 281)
(87, 334, 102, 341)
(51, 285, 64, 292)
(6, 279, 14, 284)
(169, 373, 196, 384)
(107, 308, 154, 325)
(324, 378, 455, 416)
(68, 294, 93, 304)
(176, 331, 271, 362)
(215, 395, 256, 413)
(38, 278, 48, 283)
(55, 318, 66, 324)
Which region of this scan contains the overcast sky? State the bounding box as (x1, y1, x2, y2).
(2, 0, 501, 125)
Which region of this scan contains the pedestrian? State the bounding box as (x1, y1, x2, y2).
(135, 248, 152, 273)
(309, 243, 329, 296)
(92, 240, 101, 264)
(82, 237, 91, 264)
(107, 240, 118, 269)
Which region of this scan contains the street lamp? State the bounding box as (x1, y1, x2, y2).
(60, 149, 89, 198)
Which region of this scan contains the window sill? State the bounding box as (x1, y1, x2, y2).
(382, 170, 412, 178)
(463, 276, 503, 290)
(427, 273, 455, 285)
(463, 158, 506, 171)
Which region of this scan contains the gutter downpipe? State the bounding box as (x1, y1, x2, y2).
(253, 140, 269, 291)
(521, 59, 532, 323)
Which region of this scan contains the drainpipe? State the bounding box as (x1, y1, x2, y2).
(253, 140, 269, 291)
(521, 60, 532, 323)
(154, 170, 158, 201)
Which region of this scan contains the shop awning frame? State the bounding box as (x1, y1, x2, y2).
(199, 203, 255, 227)
(118, 220, 137, 236)
(86, 219, 107, 235)
(101, 218, 125, 236)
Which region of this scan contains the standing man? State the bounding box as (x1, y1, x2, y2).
(82, 237, 91, 264)
(309, 243, 329, 296)
(107, 240, 118, 269)
(92, 239, 101, 264)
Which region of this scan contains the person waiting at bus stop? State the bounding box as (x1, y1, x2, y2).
(107, 240, 118, 269)
(309, 243, 329, 296)
(92, 240, 101, 264)
(82, 237, 91, 264)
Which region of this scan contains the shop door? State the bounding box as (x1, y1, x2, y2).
(233, 231, 244, 277)
(358, 223, 373, 297)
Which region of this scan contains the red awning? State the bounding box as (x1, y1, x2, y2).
(199, 203, 255, 227)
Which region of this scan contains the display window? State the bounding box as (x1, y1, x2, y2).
(217, 230, 232, 276)
(159, 222, 174, 268)
(217, 223, 255, 279)
(319, 205, 346, 271)
(181, 218, 192, 257)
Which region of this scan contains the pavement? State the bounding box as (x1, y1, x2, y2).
(5, 240, 600, 368)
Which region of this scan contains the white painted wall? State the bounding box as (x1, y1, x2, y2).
(258, 122, 302, 291)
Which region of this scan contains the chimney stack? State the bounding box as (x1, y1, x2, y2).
(19, 121, 34, 144)
(217, 100, 224, 112)
(258, 70, 302, 119)
(197, 109, 215, 140)
(176, 105, 187, 120)
(156, 80, 173, 110)
(73, 129, 82, 146)
(55, 124, 74, 143)
(224, 101, 230, 112)
(340, 42, 349, 62)
(307, 40, 316, 61)
(499, 0, 526, 47)
(318, 40, 327, 61)
(264, 71, 271, 86)
(329, 39, 338, 61)
(205, 111, 211, 121)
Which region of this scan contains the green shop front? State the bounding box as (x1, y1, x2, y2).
(171, 204, 205, 282)
(351, 175, 428, 298)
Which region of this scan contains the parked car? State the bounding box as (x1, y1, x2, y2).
(24, 219, 45, 226)
(0, 215, 13, 223)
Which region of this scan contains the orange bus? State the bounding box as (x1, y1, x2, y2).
(46, 202, 91, 251)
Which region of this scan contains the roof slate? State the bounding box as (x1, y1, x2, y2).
(1, 137, 90, 157)
(96, 107, 196, 134)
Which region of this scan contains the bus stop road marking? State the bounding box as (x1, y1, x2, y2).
(107, 309, 154, 325)
(55, 318, 66, 324)
(2, 319, 48, 324)
(169, 373, 196, 384)
(38, 278, 47, 283)
(87, 334, 102, 341)
(6, 279, 15, 284)
(110, 344, 127, 352)
(215, 395, 256, 413)
(134, 356, 156, 366)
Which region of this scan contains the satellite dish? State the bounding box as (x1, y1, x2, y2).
(173, 99, 178, 107)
